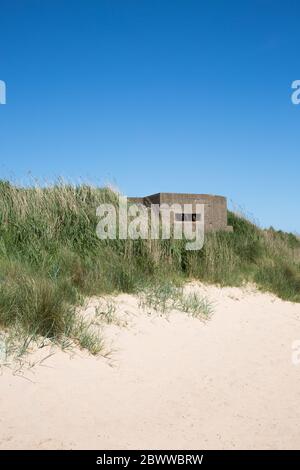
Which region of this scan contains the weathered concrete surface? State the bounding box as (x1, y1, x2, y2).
(129, 192, 233, 232)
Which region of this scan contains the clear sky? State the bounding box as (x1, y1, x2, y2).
(0, 0, 299, 232)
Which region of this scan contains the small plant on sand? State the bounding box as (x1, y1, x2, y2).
(95, 299, 117, 325)
(178, 292, 213, 318)
(139, 282, 180, 313)
(139, 281, 212, 319)
(71, 316, 103, 355)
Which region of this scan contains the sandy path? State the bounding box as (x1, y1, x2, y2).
(1, 284, 300, 450)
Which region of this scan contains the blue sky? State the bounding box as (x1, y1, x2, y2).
(0, 0, 299, 232)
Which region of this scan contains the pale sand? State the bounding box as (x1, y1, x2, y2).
(1, 283, 300, 450)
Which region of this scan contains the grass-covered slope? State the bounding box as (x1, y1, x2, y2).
(0, 181, 299, 352)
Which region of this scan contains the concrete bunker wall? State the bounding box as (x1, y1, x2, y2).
(128, 192, 232, 233)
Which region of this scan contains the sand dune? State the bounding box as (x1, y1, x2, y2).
(1, 283, 300, 450)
